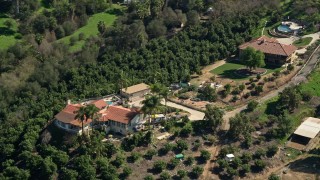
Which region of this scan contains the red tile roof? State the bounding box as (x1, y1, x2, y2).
(55, 104, 92, 127)
(104, 106, 139, 124)
(239, 36, 297, 57)
(90, 99, 107, 109)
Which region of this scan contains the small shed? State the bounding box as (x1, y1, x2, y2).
(225, 154, 235, 162)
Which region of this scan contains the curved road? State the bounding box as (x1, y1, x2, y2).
(166, 45, 320, 130)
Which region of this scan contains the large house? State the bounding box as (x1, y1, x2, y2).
(55, 99, 142, 135)
(120, 83, 150, 101)
(239, 36, 297, 65)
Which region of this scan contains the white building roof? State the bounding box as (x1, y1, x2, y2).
(226, 154, 235, 158)
(294, 117, 320, 139)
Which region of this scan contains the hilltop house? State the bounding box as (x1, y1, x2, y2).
(120, 83, 150, 101)
(239, 36, 297, 65)
(55, 99, 142, 135)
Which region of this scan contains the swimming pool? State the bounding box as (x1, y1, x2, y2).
(277, 25, 292, 33)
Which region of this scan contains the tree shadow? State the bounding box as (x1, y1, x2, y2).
(219, 69, 251, 80)
(0, 27, 16, 36)
(106, 8, 124, 16)
(265, 101, 278, 115)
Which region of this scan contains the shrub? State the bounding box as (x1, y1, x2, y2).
(302, 91, 312, 102)
(177, 170, 187, 178)
(121, 166, 132, 178)
(241, 164, 251, 173)
(184, 156, 194, 166)
(200, 150, 211, 162)
(153, 161, 166, 173)
(206, 135, 216, 145)
(254, 159, 266, 171)
(255, 85, 263, 95)
(69, 36, 78, 46)
(231, 157, 242, 168)
(247, 100, 259, 111)
(54, 26, 65, 39)
(178, 93, 190, 99)
(160, 171, 171, 180)
(176, 140, 188, 152)
(180, 123, 193, 137)
(226, 167, 238, 177)
(287, 64, 294, 71)
(145, 149, 157, 160)
(231, 95, 238, 102)
(167, 158, 179, 169)
(256, 74, 261, 80)
(129, 152, 141, 162)
(112, 154, 125, 167)
(193, 141, 201, 151)
(254, 149, 266, 159)
(191, 166, 203, 178)
(268, 173, 280, 180)
(78, 33, 86, 40)
(217, 159, 228, 169)
(249, 78, 254, 83)
(241, 152, 252, 163)
(273, 70, 280, 77)
(144, 175, 154, 180)
(62, 21, 77, 36)
(266, 145, 278, 157)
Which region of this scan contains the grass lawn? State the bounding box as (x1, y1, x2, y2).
(299, 68, 320, 96)
(57, 5, 123, 53)
(293, 37, 313, 47)
(0, 17, 20, 50)
(210, 62, 284, 80)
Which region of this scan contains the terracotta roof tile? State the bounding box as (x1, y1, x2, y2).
(90, 99, 107, 109)
(104, 106, 139, 124)
(54, 104, 92, 127)
(239, 36, 297, 56)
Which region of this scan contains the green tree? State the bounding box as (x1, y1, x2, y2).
(204, 105, 224, 131)
(121, 166, 132, 178)
(153, 160, 166, 173)
(60, 167, 78, 180)
(160, 171, 171, 180)
(200, 150, 211, 162)
(247, 100, 258, 111)
(240, 47, 265, 71)
(177, 170, 187, 178)
(98, 21, 106, 36)
(229, 113, 254, 139)
(277, 86, 301, 113)
(191, 166, 203, 178)
(268, 173, 280, 180)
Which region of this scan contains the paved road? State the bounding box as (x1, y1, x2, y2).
(222, 45, 320, 130)
(164, 101, 205, 121)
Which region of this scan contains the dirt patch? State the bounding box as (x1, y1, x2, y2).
(190, 60, 226, 86)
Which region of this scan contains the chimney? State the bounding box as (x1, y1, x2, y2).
(67, 99, 71, 105)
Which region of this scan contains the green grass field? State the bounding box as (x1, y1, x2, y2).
(0, 17, 20, 50)
(293, 37, 313, 47)
(210, 62, 284, 80)
(57, 5, 123, 53)
(300, 68, 320, 96)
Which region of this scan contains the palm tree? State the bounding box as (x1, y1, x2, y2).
(141, 95, 161, 126)
(74, 106, 88, 135)
(160, 86, 170, 115)
(85, 104, 100, 133)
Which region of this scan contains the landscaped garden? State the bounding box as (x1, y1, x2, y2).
(210, 62, 284, 80)
(56, 4, 123, 52)
(0, 16, 20, 50)
(293, 37, 313, 47)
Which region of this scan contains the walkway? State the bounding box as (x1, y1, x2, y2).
(164, 100, 205, 121)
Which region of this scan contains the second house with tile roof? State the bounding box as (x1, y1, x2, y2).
(239, 36, 297, 65)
